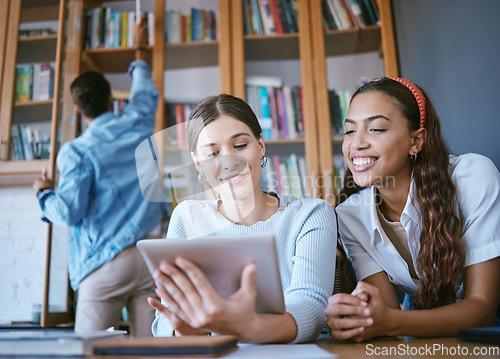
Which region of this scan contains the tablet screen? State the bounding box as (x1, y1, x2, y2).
(137, 234, 285, 314)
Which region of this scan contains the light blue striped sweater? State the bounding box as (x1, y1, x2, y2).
(151, 195, 337, 343)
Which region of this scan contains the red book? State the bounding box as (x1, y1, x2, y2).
(174, 104, 186, 147)
(297, 86, 304, 135)
(269, 0, 284, 33)
(338, 0, 355, 29)
(275, 88, 288, 138)
(180, 14, 186, 43)
(272, 155, 283, 195)
(267, 87, 279, 139)
(341, 0, 357, 27)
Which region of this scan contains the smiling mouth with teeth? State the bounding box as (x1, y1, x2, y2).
(352, 157, 377, 166)
(221, 172, 247, 182)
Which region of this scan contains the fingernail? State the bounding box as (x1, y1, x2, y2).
(160, 263, 171, 273)
(367, 318, 373, 325)
(363, 308, 370, 315)
(358, 326, 364, 332)
(361, 301, 367, 307)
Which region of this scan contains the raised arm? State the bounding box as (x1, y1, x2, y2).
(135, 13, 148, 63)
(125, 12, 158, 128)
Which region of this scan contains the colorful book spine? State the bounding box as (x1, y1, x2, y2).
(121, 12, 128, 48)
(38, 63, 53, 101)
(276, 88, 288, 138)
(283, 86, 297, 139)
(246, 80, 305, 140)
(262, 154, 308, 197)
(85, 7, 153, 49)
(164, 7, 217, 44)
(174, 104, 186, 147)
(15, 65, 31, 102)
(258, 86, 273, 140)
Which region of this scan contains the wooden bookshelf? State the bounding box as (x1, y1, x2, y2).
(165, 41, 219, 69)
(324, 25, 382, 56)
(0, 158, 50, 175)
(265, 138, 305, 145)
(245, 34, 300, 61)
(310, 0, 399, 203)
(14, 99, 54, 106)
(81, 47, 154, 73)
(229, 0, 399, 201)
(19, 34, 59, 41)
(0, 1, 9, 104)
(20, 0, 60, 22)
(0, 0, 64, 179)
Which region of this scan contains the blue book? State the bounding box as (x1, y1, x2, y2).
(259, 86, 272, 140)
(251, 0, 263, 35)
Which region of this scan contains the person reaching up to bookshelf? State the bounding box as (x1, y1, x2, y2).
(32, 14, 162, 337)
(148, 94, 337, 343)
(325, 77, 500, 341)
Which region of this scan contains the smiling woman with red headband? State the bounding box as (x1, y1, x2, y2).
(325, 77, 500, 341)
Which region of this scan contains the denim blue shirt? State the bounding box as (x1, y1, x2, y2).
(38, 60, 162, 290)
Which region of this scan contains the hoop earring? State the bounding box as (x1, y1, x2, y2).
(410, 152, 418, 162)
(260, 155, 268, 168)
(197, 172, 206, 184)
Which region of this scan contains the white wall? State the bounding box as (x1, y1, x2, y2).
(0, 186, 48, 323)
(392, 0, 500, 168)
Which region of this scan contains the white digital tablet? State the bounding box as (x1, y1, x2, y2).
(136, 234, 285, 314)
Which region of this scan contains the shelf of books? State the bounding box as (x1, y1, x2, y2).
(159, 0, 234, 204)
(312, 0, 398, 202)
(0, 0, 63, 183)
(81, 4, 154, 73)
(241, 0, 302, 61)
(163, 0, 222, 69)
(229, 0, 322, 199)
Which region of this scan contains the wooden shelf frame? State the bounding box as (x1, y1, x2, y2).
(0, 0, 64, 174)
(81, 47, 154, 73)
(230, 0, 321, 198)
(230, 0, 399, 203)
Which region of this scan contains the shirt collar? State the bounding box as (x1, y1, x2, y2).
(86, 111, 114, 132)
(401, 179, 421, 225)
(368, 179, 421, 246)
(369, 186, 381, 237)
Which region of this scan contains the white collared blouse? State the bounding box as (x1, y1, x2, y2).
(336, 153, 500, 296)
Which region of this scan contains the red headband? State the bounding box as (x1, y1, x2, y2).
(387, 77, 426, 129)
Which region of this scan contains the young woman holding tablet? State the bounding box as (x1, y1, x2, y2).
(325, 77, 500, 341)
(148, 94, 337, 343)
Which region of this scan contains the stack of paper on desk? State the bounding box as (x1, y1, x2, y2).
(225, 343, 336, 359)
(0, 329, 125, 357)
